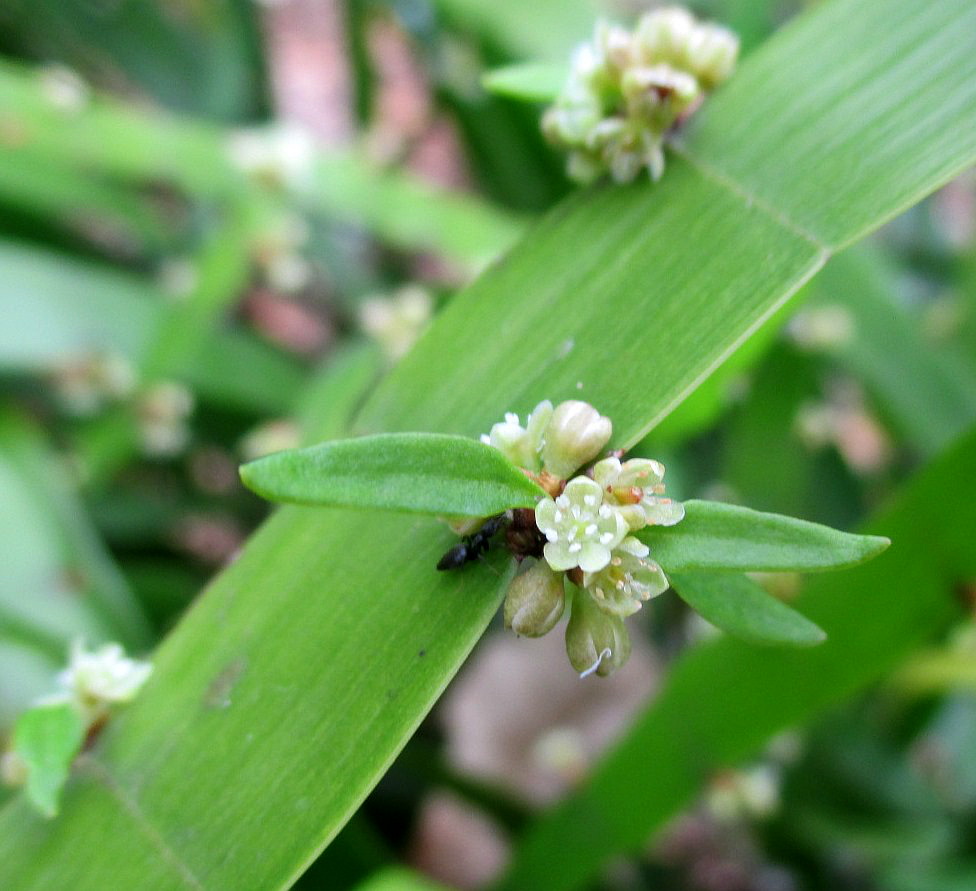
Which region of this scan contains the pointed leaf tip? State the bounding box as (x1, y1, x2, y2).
(643, 501, 894, 574)
(12, 703, 86, 819)
(671, 571, 826, 648)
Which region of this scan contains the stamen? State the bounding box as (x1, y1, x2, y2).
(583, 494, 597, 507)
(600, 532, 614, 544)
(568, 542, 582, 553)
(585, 523, 597, 536)
(579, 647, 613, 679)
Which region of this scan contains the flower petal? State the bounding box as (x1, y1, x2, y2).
(578, 541, 611, 573)
(544, 541, 580, 571)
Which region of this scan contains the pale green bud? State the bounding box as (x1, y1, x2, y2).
(681, 24, 739, 88)
(565, 588, 631, 677)
(504, 559, 566, 637)
(481, 400, 553, 471)
(542, 400, 612, 479)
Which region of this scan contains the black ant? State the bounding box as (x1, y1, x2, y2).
(436, 508, 546, 571)
(436, 513, 507, 571)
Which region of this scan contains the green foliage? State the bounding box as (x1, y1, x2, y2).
(671, 571, 826, 647)
(0, 0, 974, 888)
(482, 63, 566, 102)
(500, 429, 976, 890)
(12, 704, 85, 818)
(240, 433, 545, 515)
(642, 500, 889, 573)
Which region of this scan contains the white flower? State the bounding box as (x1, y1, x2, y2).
(137, 381, 194, 457)
(480, 400, 553, 471)
(227, 123, 315, 189)
(360, 284, 434, 363)
(544, 8, 738, 183)
(535, 477, 627, 573)
(592, 456, 684, 529)
(52, 640, 153, 722)
(584, 536, 669, 617)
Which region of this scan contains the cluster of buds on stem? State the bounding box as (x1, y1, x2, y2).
(477, 399, 683, 677)
(543, 7, 738, 184)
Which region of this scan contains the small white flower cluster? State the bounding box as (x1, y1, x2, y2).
(481, 399, 683, 677)
(50, 352, 137, 417)
(40, 640, 153, 725)
(2, 640, 152, 797)
(543, 7, 739, 183)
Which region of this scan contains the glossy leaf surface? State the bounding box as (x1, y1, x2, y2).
(240, 433, 546, 516)
(643, 500, 889, 573)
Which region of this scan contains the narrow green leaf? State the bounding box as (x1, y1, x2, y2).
(498, 427, 976, 891)
(482, 63, 567, 102)
(352, 867, 449, 891)
(0, 413, 152, 657)
(435, 0, 591, 61)
(642, 500, 889, 572)
(12, 704, 85, 818)
(0, 238, 304, 414)
(295, 342, 384, 445)
(0, 62, 521, 267)
(240, 433, 545, 515)
(682, 0, 976, 249)
(670, 571, 826, 647)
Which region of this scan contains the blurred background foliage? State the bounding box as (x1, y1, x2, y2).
(0, 0, 975, 889)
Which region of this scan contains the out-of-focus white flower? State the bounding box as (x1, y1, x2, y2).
(50, 353, 137, 416)
(238, 419, 301, 462)
(360, 284, 433, 362)
(227, 123, 316, 189)
(137, 381, 195, 457)
(48, 640, 153, 723)
(38, 64, 90, 113)
(706, 765, 780, 822)
(0, 750, 28, 787)
(786, 304, 855, 351)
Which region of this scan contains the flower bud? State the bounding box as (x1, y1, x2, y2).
(504, 559, 566, 637)
(565, 588, 631, 677)
(542, 400, 612, 479)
